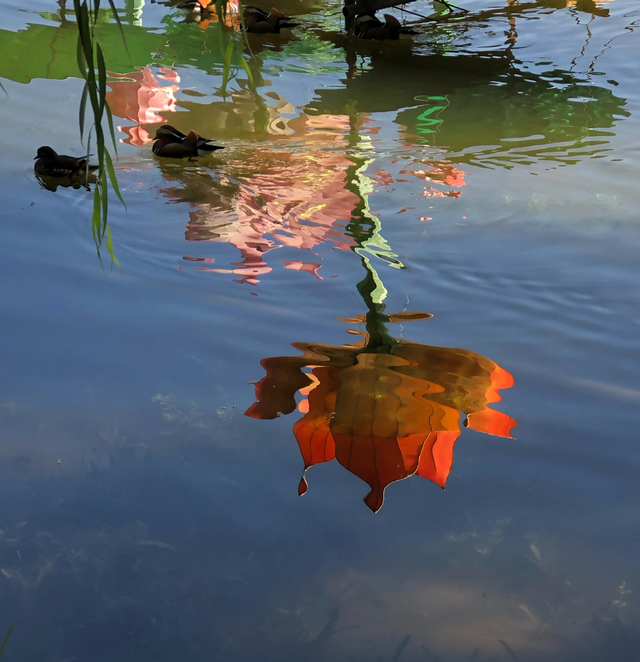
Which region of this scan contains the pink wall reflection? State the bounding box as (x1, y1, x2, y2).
(157, 113, 361, 285)
(106, 67, 180, 146)
(184, 146, 357, 284)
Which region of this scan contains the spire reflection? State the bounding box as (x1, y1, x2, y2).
(246, 262, 516, 512)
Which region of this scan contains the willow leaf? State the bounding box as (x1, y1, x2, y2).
(79, 81, 89, 142)
(0, 622, 15, 658)
(220, 39, 234, 95)
(85, 125, 93, 187)
(100, 172, 108, 237)
(75, 27, 87, 82)
(239, 56, 255, 90)
(76, 0, 95, 70)
(215, 0, 226, 22)
(92, 186, 101, 248)
(104, 150, 125, 208)
(75, 1, 100, 115)
(96, 43, 107, 123)
(105, 104, 119, 154)
(237, 2, 255, 58)
(104, 225, 121, 271)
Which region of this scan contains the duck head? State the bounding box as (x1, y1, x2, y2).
(35, 146, 58, 160)
(155, 125, 184, 142)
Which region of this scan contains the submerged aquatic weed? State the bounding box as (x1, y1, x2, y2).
(0, 622, 14, 658)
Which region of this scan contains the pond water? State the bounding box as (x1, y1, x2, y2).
(1, 0, 639, 659)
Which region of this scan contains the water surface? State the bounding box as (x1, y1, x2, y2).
(0, 0, 639, 659)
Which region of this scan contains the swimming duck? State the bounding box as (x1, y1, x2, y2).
(243, 5, 298, 33)
(33, 146, 98, 178)
(152, 125, 224, 159)
(351, 13, 411, 40)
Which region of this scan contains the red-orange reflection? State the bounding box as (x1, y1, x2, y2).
(187, 151, 356, 283)
(106, 67, 180, 146)
(193, 1, 241, 30)
(371, 158, 466, 200)
(246, 330, 516, 512)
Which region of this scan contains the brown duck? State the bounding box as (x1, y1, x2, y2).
(33, 146, 98, 178)
(243, 5, 298, 33)
(152, 125, 224, 159)
(351, 13, 412, 40)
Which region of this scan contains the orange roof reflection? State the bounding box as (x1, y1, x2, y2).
(246, 332, 516, 512)
(399, 160, 466, 199)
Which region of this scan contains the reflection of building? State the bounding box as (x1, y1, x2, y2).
(124, 0, 145, 26)
(185, 150, 356, 284)
(565, 0, 613, 16)
(310, 52, 629, 169)
(246, 236, 516, 512)
(246, 326, 516, 512)
(106, 67, 180, 146)
(160, 112, 361, 284)
(192, 0, 241, 30)
(372, 159, 466, 200)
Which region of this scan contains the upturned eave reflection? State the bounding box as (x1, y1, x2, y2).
(246, 327, 517, 512)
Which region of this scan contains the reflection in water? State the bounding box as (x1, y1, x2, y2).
(246, 259, 516, 512)
(35, 172, 97, 192)
(381, 158, 467, 200)
(243, 142, 516, 511)
(182, 152, 356, 283)
(124, 0, 145, 26)
(2, 0, 640, 658)
(311, 51, 629, 168)
(143, 39, 628, 282)
(159, 113, 363, 282)
(188, 0, 242, 31)
(106, 67, 180, 146)
(157, 92, 470, 281)
(244, 138, 515, 507)
(0, 11, 246, 84)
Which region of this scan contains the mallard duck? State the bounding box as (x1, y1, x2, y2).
(152, 125, 224, 159)
(243, 5, 298, 33)
(351, 13, 412, 40)
(33, 146, 98, 178)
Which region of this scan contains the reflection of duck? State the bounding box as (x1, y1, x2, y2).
(34, 146, 98, 178)
(351, 14, 411, 41)
(243, 5, 298, 33)
(152, 125, 224, 158)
